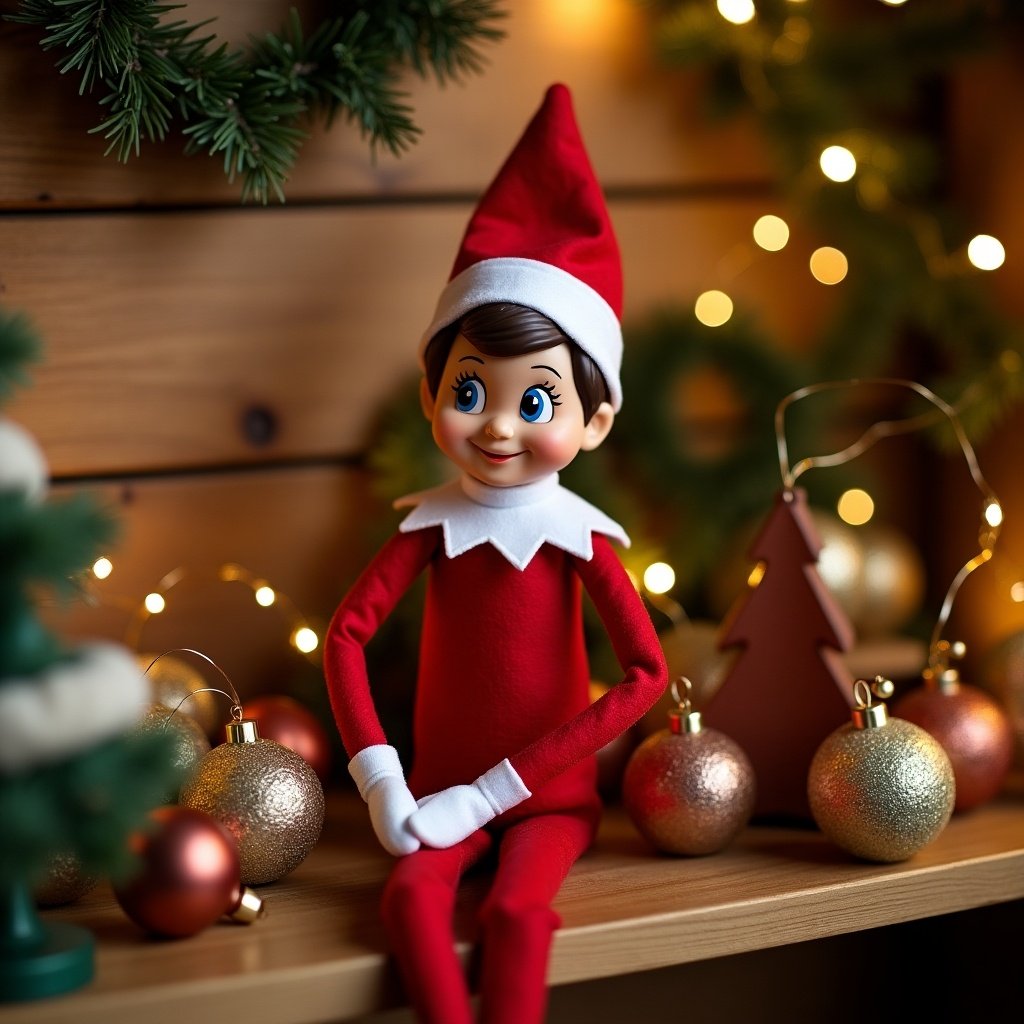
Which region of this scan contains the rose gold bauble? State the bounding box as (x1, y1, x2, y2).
(243, 694, 332, 782)
(33, 851, 98, 908)
(139, 653, 224, 739)
(638, 621, 733, 739)
(589, 681, 638, 795)
(113, 806, 262, 938)
(894, 671, 1013, 812)
(133, 703, 212, 800)
(180, 720, 325, 885)
(808, 683, 955, 862)
(623, 707, 755, 855)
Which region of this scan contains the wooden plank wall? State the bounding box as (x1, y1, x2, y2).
(2, 0, 817, 706)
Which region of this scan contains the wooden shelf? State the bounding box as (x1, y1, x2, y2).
(3, 790, 1024, 1024)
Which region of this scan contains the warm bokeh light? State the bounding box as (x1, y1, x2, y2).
(985, 501, 1003, 528)
(717, 0, 756, 25)
(809, 246, 849, 284)
(292, 626, 319, 654)
(254, 585, 276, 607)
(967, 234, 1005, 271)
(753, 214, 790, 251)
(879, 0, 909, 7)
(837, 488, 875, 526)
(1010, 582, 1024, 603)
(643, 562, 676, 595)
(695, 290, 734, 326)
(144, 592, 166, 615)
(747, 562, 766, 588)
(91, 556, 113, 580)
(819, 145, 857, 182)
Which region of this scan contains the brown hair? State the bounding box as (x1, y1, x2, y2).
(422, 303, 610, 423)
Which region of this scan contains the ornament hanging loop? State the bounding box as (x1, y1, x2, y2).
(668, 677, 703, 735)
(144, 648, 244, 725)
(851, 676, 893, 730)
(670, 676, 693, 713)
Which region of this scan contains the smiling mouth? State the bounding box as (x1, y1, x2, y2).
(473, 444, 524, 464)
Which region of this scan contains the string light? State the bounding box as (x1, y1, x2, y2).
(775, 377, 1002, 667)
(753, 215, 790, 251)
(819, 145, 857, 182)
(695, 289, 734, 326)
(967, 234, 1006, 271)
(1010, 582, 1024, 604)
(809, 246, 849, 284)
(91, 556, 113, 580)
(837, 488, 875, 526)
(717, 0, 756, 25)
(643, 562, 676, 595)
(123, 563, 322, 663)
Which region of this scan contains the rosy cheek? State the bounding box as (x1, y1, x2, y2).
(528, 423, 581, 465)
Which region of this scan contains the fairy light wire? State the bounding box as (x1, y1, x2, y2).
(774, 376, 1001, 669)
(143, 647, 244, 725)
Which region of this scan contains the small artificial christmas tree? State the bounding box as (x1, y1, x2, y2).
(704, 488, 855, 822)
(0, 308, 178, 1002)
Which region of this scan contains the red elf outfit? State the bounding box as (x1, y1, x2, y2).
(325, 84, 667, 1024)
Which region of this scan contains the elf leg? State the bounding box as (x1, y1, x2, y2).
(380, 828, 493, 1024)
(476, 808, 599, 1024)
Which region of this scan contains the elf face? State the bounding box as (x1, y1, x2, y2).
(421, 334, 613, 487)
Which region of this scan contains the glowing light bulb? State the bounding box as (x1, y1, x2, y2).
(985, 501, 1003, 528)
(819, 145, 857, 182)
(717, 0, 756, 25)
(695, 290, 734, 326)
(837, 488, 874, 526)
(254, 585, 276, 607)
(753, 215, 790, 251)
(91, 557, 113, 580)
(144, 593, 166, 615)
(967, 234, 1005, 271)
(292, 626, 319, 654)
(1010, 582, 1024, 603)
(643, 562, 676, 595)
(879, 0, 909, 6)
(809, 246, 849, 284)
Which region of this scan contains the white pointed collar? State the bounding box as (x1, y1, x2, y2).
(394, 473, 629, 571)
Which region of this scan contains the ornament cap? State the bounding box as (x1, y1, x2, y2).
(229, 886, 265, 924)
(669, 708, 703, 735)
(225, 719, 260, 744)
(851, 677, 892, 730)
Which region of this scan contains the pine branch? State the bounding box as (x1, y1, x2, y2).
(10, 1, 508, 202)
(0, 309, 42, 405)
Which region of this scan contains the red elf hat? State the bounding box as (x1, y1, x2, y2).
(419, 83, 624, 410)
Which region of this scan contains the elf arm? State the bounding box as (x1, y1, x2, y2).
(325, 527, 439, 855)
(408, 533, 667, 846)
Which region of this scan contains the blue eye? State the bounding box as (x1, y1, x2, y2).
(520, 386, 555, 424)
(453, 374, 486, 414)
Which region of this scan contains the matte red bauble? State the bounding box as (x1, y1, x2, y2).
(113, 806, 262, 938)
(243, 694, 332, 782)
(894, 667, 1013, 812)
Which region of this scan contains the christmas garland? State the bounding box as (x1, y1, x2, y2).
(9, 1, 506, 203)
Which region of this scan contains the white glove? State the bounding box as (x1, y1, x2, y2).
(408, 759, 531, 849)
(348, 745, 421, 856)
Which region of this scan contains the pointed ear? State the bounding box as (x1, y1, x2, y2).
(419, 377, 436, 421)
(581, 401, 614, 451)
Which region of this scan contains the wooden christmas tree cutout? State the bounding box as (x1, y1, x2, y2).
(705, 487, 855, 822)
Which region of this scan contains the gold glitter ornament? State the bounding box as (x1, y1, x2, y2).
(623, 679, 756, 855)
(33, 851, 98, 908)
(133, 703, 212, 801)
(808, 677, 955, 862)
(180, 719, 325, 885)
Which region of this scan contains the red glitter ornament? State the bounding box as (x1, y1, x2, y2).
(894, 654, 1013, 813)
(113, 806, 263, 938)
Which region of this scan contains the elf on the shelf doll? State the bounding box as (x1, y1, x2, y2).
(325, 83, 668, 1024)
